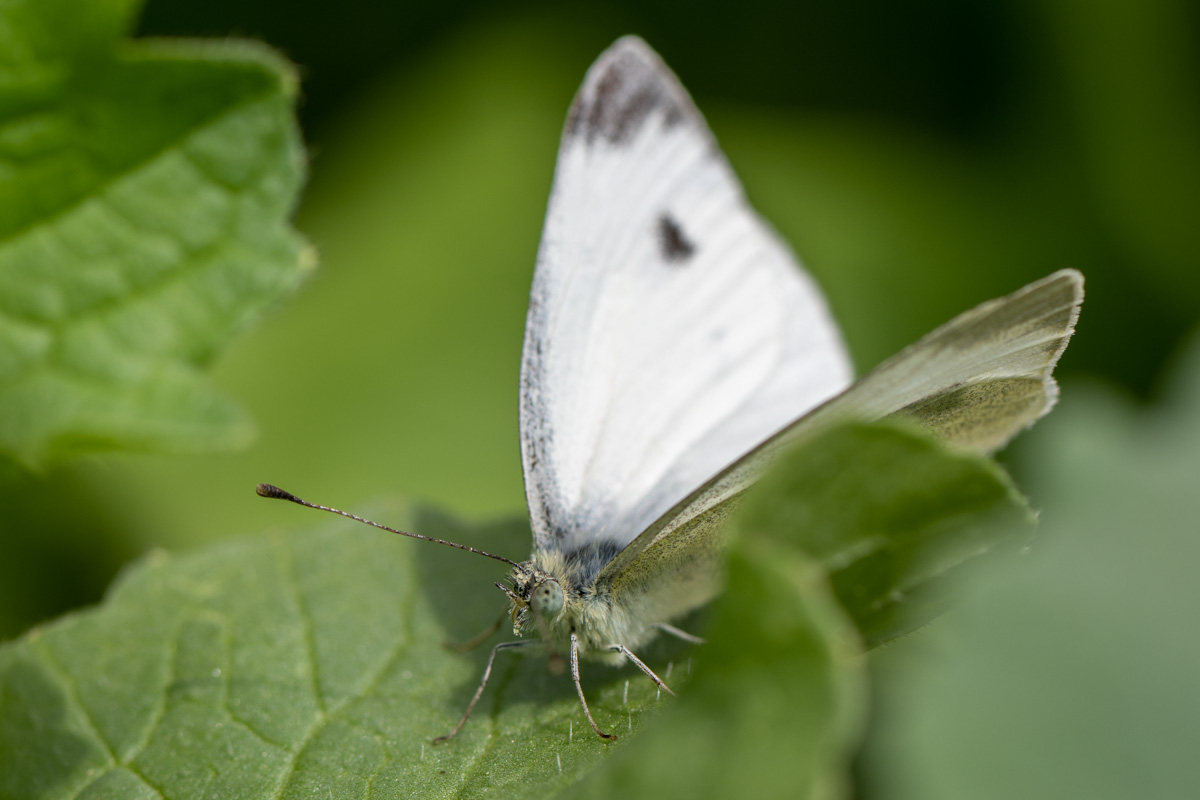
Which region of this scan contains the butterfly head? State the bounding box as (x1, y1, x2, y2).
(502, 558, 573, 638)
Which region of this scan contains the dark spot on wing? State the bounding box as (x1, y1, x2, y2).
(658, 213, 696, 263)
(564, 42, 688, 146)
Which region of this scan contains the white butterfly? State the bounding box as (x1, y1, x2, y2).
(260, 35, 1082, 742)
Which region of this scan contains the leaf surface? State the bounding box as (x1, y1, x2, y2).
(0, 0, 310, 466)
(739, 420, 1036, 646)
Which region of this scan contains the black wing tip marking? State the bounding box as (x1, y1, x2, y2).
(657, 213, 696, 263)
(563, 36, 693, 147)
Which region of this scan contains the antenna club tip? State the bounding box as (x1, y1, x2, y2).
(256, 483, 296, 501)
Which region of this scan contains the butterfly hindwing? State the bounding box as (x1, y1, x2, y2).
(598, 269, 1084, 612)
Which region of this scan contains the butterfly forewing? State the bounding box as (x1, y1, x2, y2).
(520, 37, 853, 556)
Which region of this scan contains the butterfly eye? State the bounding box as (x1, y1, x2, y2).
(531, 580, 565, 617)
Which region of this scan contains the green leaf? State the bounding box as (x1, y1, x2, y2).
(0, 0, 311, 467)
(865, 332, 1200, 800)
(0, 503, 674, 799)
(739, 420, 1037, 646)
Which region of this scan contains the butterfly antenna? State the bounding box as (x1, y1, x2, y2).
(256, 484, 522, 568)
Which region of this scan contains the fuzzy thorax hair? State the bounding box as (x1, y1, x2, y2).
(506, 544, 660, 667)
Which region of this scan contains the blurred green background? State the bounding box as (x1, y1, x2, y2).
(1, 0, 1197, 649)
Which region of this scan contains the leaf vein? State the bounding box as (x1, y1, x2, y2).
(0, 87, 278, 251)
(30, 635, 119, 764)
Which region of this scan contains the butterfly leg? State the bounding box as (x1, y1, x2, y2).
(652, 621, 706, 645)
(571, 633, 618, 741)
(607, 644, 676, 697)
(442, 609, 506, 653)
(433, 640, 534, 743)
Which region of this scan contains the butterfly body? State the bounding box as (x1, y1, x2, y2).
(508, 533, 717, 666)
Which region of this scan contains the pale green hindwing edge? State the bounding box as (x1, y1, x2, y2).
(598, 269, 1084, 607)
(603, 494, 741, 628)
